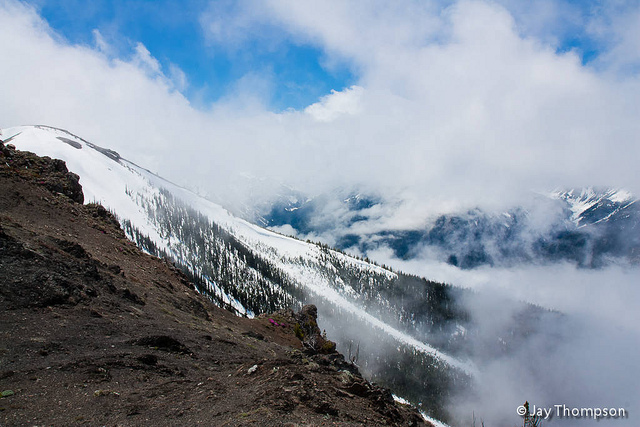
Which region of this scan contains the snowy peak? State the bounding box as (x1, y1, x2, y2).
(551, 187, 636, 227)
(3, 125, 120, 161)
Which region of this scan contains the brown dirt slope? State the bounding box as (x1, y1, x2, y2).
(0, 142, 430, 426)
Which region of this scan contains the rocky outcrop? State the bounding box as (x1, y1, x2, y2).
(1, 141, 83, 203)
(265, 304, 338, 355)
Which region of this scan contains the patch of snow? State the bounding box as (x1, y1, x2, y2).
(393, 394, 452, 427)
(392, 394, 411, 405)
(420, 411, 452, 427)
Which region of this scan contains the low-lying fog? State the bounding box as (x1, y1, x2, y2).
(370, 248, 639, 426)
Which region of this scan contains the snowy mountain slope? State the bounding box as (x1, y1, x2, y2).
(1, 126, 398, 303)
(5, 125, 505, 418)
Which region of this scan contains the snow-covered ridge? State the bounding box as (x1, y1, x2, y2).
(2, 126, 392, 273)
(2, 125, 473, 376)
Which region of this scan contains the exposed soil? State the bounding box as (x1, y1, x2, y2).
(0, 142, 430, 426)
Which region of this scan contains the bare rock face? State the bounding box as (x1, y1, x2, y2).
(300, 304, 318, 319)
(0, 230, 103, 309)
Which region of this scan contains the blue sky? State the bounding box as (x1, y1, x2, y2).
(32, 0, 355, 110)
(24, 0, 625, 111)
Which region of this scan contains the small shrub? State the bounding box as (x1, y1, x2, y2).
(293, 323, 304, 340)
(320, 340, 336, 354)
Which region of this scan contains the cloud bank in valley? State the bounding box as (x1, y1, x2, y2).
(370, 251, 640, 426)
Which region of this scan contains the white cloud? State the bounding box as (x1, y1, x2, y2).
(305, 86, 363, 122)
(132, 42, 162, 76)
(168, 62, 188, 92)
(269, 223, 298, 237)
(265, 0, 640, 209)
(199, 0, 278, 50)
(92, 29, 111, 55)
(591, 5, 640, 74)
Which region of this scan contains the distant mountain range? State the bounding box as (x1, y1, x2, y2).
(254, 185, 639, 269)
